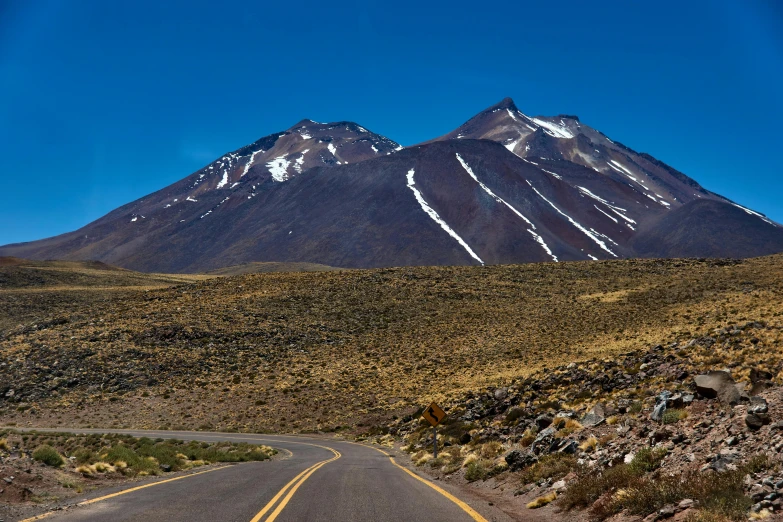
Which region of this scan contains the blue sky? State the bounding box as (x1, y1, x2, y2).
(1, 0, 781, 245)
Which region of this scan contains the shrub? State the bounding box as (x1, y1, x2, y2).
(662, 409, 688, 424)
(0, 438, 8, 451)
(527, 491, 557, 509)
(32, 445, 64, 467)
(519, 453, 578, 485)
(464, 458, 493, 482)
(628, 447, 667, 474)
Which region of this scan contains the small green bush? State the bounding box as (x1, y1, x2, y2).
(519, 453, 578, 485)
(33, 445, 65, 467)
(661, 409, 687, 424)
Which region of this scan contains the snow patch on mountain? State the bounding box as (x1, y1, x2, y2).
(456, 154, 557, 262)
(530, 118, 575, 139)
(241, 149, 264, 177)
(527, 180, 618, 257)
(406, 168, 484, 266)
(267, 157, 291, 182)
(294, 149, 310, 173)
(216, 170, 229, 189)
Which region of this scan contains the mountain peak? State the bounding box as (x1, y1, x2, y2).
(489, 97, 518, 112)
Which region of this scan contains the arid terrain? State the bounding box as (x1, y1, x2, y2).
(2, 255, 782, 435)
(2, 255, 783, 520)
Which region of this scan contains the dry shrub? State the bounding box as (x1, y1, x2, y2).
(527, 491, 557, 509)
(519, 453, 579, 485)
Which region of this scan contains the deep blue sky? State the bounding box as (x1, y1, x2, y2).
(1, 0, 781, 245)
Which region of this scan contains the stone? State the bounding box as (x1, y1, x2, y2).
(504, 449, 537, 471)
(651, 402, 667, 422)
(746, 413, 771, 430)
(160, 464, 172, 472)
(582, 403, 606, 427)
(748, 396, 769, 414)
(494, 388, 508, 401)
(657, 505, 676, 519)
(678, 499, 695, 509)
(552, 479, 567, 491)
(725, 436, 739, 446)
(694, 371, 741, 405)
(535, 414, 553, 430)
(557, 440, 579, 454)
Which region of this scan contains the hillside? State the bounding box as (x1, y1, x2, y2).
(1, 254, 782, 434)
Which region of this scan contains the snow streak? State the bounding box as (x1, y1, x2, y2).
(456, 153, 557, 262)
(730, 203, 778, 226)
(241, 149, 263, 177)
(530, 118, 575, 139)
(527, 180, 618, 257)
(406, 169, 484, 265)
(216, 170, 228, 189)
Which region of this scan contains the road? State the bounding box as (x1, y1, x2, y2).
(15, 430, 503, 522)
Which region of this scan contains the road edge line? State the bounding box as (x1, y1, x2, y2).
(388, 456, 488, 522)
(264, 451, 341, 522)
(18, 465, 232, 522)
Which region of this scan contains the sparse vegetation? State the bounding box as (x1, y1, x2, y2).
(32, 445, 65, 467)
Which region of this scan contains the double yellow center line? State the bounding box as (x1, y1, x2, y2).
(249, 444, 341, 522)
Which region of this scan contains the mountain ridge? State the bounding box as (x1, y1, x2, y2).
(1, 98, 780, 272)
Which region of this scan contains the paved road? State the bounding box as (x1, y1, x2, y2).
(15, 430, 498, 522)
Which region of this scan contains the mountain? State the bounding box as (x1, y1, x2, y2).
(1, 99, 781, 272)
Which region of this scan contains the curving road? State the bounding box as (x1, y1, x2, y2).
(15, 430, 504, 522)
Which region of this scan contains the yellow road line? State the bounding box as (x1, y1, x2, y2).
(264, 451, 341, 522)
(388, 456, 488, 522)
(249, 447, 341, 522)
(344, 439, 487, 522)
(18, 465, 231, 522)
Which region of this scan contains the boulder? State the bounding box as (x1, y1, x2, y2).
(746, 413, 771, 430)
(581, 403, 606, 427)
(693, 371, 741, 405)
(651, 401, 667, 422)
(535, 414, 553, 430)
(505, 449, 537, 471)
(748, 396, 769, 414)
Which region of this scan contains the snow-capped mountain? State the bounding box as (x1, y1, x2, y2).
(1, 99, 781, 272)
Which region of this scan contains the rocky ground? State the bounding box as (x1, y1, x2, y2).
(382, 320, 783, 521)
(3, 256, 782, 434)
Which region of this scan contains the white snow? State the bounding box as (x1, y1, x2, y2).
(230, 182, 240, 189)
(406, 168, 485, 265)
(608, 160, 636, 179)
(294, 149, 310, 173)
(527, 180, 618, 257)
(730, 203, 777, 226)
(130, 217, 137, 222)
(541, 169, 562, 180)
(186, 196, 198, 202)
(394, 145, 403, 151)
(456, 154, 557, 262)
(506, 108, 518, 122)
(266, 156, 291, 182)
(371, 144, 379, 153)
(241, 149, 263, 177)
(216, 170, 229, 189)
(530, 118, 575, 139)
(587, 254, 599, 261)
(164, 204, 171, 208)
(504, 138, 520, 153)
(300, 132, 312, 140)
(327, 143, 337, 156)
(594, 205, 617, 222)
(357, 126, 368, 133)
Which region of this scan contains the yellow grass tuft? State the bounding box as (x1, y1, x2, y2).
(579, 436, 598, 452)
(527, 491, 557, 509)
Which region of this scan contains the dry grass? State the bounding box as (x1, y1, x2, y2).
(1, 256, 783, 432)
(527, 491, 557, 509)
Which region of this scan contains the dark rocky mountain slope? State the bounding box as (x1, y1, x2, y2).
(1, 99, 780, 272)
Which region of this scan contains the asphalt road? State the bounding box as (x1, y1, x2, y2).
(15, 430, 499, 522)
